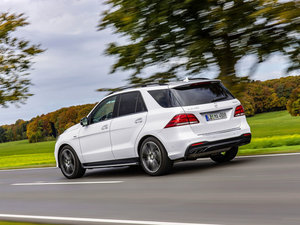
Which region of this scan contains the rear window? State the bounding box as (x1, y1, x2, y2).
(173, 82, 234, 106)
(148, 89, 180, 108)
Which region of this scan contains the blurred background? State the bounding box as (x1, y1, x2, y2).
(0, 1, 300, 225)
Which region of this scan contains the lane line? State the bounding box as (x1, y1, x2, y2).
(195, 152, 300, 161)
(0, 214, 219, 225)
(0, 167, 56, 172)
(11, 181, 123, 186)
(237, 152, 300, 158)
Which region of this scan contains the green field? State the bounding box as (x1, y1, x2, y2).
(0, 140, 55, 169)
(245, 110, 300, 138)
(0, 110, 300, 169)
(239, 110, 300, 155)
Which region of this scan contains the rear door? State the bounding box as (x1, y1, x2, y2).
(110, 91, 147, 159)
(171, 81, 240, 135)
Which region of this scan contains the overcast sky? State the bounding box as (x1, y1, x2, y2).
(0, 0, 297, 125)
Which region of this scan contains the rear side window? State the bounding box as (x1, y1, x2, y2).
(118, 91, 147, 117)
(173, 82, 234, 106)
(148, 89, 180, 108)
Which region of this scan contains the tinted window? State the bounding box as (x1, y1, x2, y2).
(91, 96, 117, 123)
(118, 92, 146, 117)
(136, 94, 147, 113)
(148, 89, 180, 108)
(173, 82, 234, 106)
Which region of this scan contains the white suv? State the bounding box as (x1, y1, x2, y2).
(55, 79, 251, 178)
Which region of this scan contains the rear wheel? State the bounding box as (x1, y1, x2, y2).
(59, 146, 86, 179)
(139, 137, 173, 176)
(210, 146, 238, 163)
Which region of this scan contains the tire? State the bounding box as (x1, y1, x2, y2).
(139, 137, 173, 176)
(59, 145, 86, 179)
(210, 146, 238, 163)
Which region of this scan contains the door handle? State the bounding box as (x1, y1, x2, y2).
(135, 118, 143, 124)
(101, 125, 108, 130)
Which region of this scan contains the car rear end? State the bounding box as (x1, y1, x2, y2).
(147, 79, 251, 161)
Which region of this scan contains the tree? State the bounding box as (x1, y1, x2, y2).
(99, 0, 299, 93)
(0, 126, 7, 143)
(0, 12, 44, 106)
(287, 88, 300, 116)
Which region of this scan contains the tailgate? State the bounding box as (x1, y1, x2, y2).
(171, 80, 241, 135)
(181, 100, 241, 135)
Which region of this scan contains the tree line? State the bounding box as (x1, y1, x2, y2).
(0, 104, 95, 143)
(0, 75, 299, 143)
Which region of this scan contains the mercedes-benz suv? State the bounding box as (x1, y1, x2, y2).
(55, 79, 251, 178)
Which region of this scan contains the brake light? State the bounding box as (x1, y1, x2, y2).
(234, 105, 245, 117)
(165, 114, 199, 128)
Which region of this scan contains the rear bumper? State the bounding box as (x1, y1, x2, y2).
(185, 134, 251, 159)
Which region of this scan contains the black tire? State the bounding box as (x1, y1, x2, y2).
(139, 137, 173, 176)
(210, 146, 238, 163)
(59, 145, 86, 179)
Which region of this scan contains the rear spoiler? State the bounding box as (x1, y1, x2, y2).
(169, 79, 221, 89)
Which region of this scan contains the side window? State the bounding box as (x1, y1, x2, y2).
(91, 96, 117, 124)
(118, 92, 146, 117)
(136, 93, 147, 113)
(148, 89, 180, 108)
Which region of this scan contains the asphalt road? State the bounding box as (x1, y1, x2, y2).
(1, 153, 300, 225)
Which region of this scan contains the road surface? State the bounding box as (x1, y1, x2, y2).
(0, 153, 300, 225)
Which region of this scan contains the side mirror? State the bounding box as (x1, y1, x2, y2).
(80, 117, 89, 127)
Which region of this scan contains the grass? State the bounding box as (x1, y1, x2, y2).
(0, 140, 55, 169)
(0, 110, 300, 169)
(239, 110, 300, 154)
(238, 145, 300, 156)
(245, 110, 300, 138)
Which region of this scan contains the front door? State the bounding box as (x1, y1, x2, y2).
(79, 95, 117, 163)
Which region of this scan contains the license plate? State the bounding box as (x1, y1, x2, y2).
(205, 111, 227, 121)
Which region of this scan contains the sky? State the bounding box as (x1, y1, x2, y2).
(0, 0, 297, 125)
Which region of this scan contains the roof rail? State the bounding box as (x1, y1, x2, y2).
(185, 77, 210, 80)
(107, 82, 168, 95)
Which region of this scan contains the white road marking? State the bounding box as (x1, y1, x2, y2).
(0, 167, 56, 172)
(237, 152, 300, 158)
(195, 152, 300, 161)
(11, 181, 123, 186)
(0, 214, 219, 225)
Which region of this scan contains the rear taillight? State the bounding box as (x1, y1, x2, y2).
(234, 105, 245, 117)
(165, 114, 199, 128)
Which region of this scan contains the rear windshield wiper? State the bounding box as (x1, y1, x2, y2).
(211, 96, 228, 102)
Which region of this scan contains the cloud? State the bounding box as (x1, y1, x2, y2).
(0, 0, 129, 125)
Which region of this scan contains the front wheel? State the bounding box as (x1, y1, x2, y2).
(59, 146, 86, 179)
(139, 137, 173, 176)
(210, 146, 238, 163)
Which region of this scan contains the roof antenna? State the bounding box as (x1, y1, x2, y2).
(183, 77, 189, 82)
